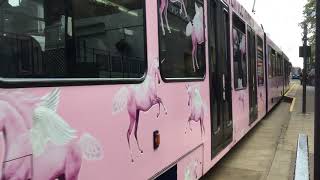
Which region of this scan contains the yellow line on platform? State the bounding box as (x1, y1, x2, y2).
(290, 97, 296, 112)
(285, 84, 296, 96)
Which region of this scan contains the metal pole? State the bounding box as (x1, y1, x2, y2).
(252, 0, 257, 13)
(302, 24, 308, 114)
(315, 0, 320, 179)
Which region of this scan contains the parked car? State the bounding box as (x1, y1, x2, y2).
(292, 74, 300, 79)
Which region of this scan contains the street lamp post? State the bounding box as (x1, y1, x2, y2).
(302, 24, 308, 114)
(252, 0, 257, 13)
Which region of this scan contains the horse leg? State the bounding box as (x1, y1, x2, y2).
(181, 0, 188, 17)
(157, 97, 168, 115)
(134, 110, 143, 154)
(164, 0, 171, 33)
(189, 118, 192, 131)
(192, 45, 196, 72)
(188, 119, 192, 131)
(159, 1, 166, 35)
(185, 117, 192, 134)
(127, 116, 136, 162)
(57, 175, 66, 180)
(194, 44, 199, 69)
(64, 144, 82, 180)
(156, 99, 161, 118)
(200, 118, 205, 137)
(178, 1, 183, 15)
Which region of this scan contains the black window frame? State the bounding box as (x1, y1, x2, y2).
(157, 0, 206, 83)
(276, 53, 282, 76)
(280, 54, 284, 76)
(0, 0, 148, 88)
(268, 46, 276, 79)
(256, 35, 264, 86)
(275, 52, 278, 76)
(232, 12, 247, 91)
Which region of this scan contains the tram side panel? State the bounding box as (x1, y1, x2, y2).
(266, 37, 283, 112)
(0, 0, 209, 179)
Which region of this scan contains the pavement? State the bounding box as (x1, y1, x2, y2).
(202, 80, 314, 180)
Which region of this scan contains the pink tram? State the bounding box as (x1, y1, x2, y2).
(0, 0, 291, 179)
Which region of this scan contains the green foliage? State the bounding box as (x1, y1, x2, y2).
(300, 0, 316, 64)
(300, 0, 316, 46)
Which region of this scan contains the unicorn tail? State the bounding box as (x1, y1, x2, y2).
(186, 22, 193, 37)
(112, 86, 129, 114)
(79, 133, 104, 161)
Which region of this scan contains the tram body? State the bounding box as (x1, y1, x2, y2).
(0, 0, 291, 179)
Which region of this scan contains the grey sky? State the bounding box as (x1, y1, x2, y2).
(237, 0, 306, 68)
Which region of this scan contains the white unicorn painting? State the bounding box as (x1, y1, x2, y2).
(184, 159, 199, 180)
(159, 0, 189, 35)
(186, 3, 204, 72)
(112, 59, 167, 162)
(185, 84, 205, 136)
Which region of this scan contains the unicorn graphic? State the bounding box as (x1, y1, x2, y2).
(238, 91, 246, 110)
(184, 159, 199, 180)
(0, 88, 104, 180)
(186, 2, 204, 72)
(185, 84, 205, 136)
(112, 59, 167, 162)
(159, 0, 188, 35)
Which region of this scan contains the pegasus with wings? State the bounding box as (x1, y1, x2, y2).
(0, 88, 104, 180)
(30, 88, 104, 180)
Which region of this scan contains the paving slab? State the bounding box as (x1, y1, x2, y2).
(202, 102, 291, 180)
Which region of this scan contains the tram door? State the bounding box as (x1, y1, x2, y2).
(247, 27, 258, 124)
(208, 0, 233, 159)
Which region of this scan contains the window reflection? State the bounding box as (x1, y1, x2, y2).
(257, 37, 264, 86)
(232, 14, 247, 90)
(233, 28, 247, 89)
(159, 0, 205, 79)
(0, 0, 66, 78)
(73, 0, 146, 78)
(0, 0, 146, 79)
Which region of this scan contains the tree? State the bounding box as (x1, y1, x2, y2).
(300, 0, 316, 69)
(301, 0, 316, 45)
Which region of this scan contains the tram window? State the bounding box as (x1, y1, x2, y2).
(280, 55, 282, 76)
(276, 54, 278, 76)
(0, 0, 146, 80)
(274, 53, 276, 76)
(232, 13, 247, 90)
(0, 0, 66, 78)
(73, 0, 146, 78)
(279, 54, 282, 76)
(276, 53, 281, 76)
(159, 0, 205, 80)
(275, 53, 278, 76)
(268, 46, 271, 78)
(257, 36, 264, 86)
(268, 47, 276, 78)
